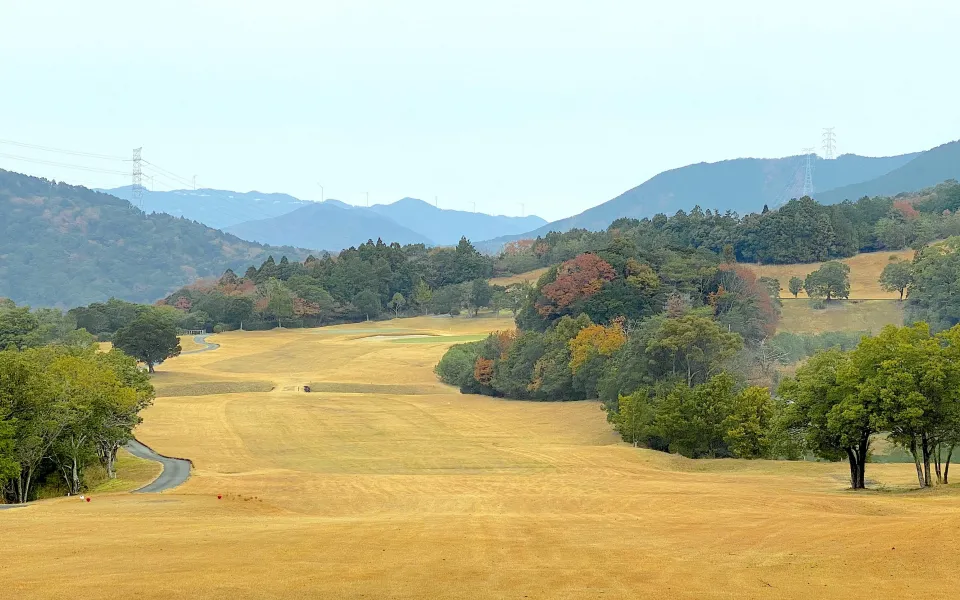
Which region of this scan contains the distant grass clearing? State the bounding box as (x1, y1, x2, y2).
(746, 249, 914, 299)
(777, 299, 904, 334)
(490, 267, 549, 287)
(388, 334, 487, 344)
(304, 382, 445, 395)
(155, 381, 274, 397)
(360, 334, 434, 341)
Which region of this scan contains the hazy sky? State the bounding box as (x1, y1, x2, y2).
(2, 0, 958, 221)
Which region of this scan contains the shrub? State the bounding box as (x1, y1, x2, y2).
(434, 341, 483, 392)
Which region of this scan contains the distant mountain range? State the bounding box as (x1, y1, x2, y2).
(102, 187, 547, 250)
(225, 202, 433, 250)
(368, 198, 548, 246)
(102, 186, 309, 230)
(2, 170, 307, 307)
(477, 140, 960, 251)
(815, 140, 960, 204)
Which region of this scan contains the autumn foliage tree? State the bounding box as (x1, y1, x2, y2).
(473, 357, 495, 386)
(568, 322, 627, 374)
(536, 254, 616, 317)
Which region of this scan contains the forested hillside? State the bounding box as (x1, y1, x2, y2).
(0, 169, 305, 307)
(816, 141, 960, 205)
(477, 150, 921, 250)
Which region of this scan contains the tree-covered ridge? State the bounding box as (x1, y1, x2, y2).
(154, 237, 503, 331)
(0, 169, 307, 308)
(477, 150, 924, 248)
(494, 181, 960, 275)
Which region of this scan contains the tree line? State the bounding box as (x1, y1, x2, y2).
(495, 181, 960, 275)
(1, 346, 154, 503)
(154, 237, 525, 332)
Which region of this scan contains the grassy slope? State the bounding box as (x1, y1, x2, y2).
(746, 249, 915, 299)
(87, 448, 164, 494)
(777, 299, 904, 334)
(4, 316, 960, 600)
(490, 267, 549, 286)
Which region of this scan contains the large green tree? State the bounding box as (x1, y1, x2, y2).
(645, 313, 742, 387)
(788, 276, 804, 298)
(0, 305, 39, 350)
(353, 289, 382, 321)
(906, 238, 960, 330)
(469, 279, 493, 317)
(779, 349, 878, 489)
(656, 373, 737, 458)
(851, 324, 960, 487)
(879, 260, 914, 301)
(112, 311, 182, 373)
(803, 261, 851, 301)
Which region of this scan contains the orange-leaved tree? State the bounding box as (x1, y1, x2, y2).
(536, 254, 616, 317)
(568, 321, 627, 373)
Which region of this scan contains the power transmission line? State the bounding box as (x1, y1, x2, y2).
(0, 138, 126, 161)
(0, 152, 129, 175)
(140, 166, 192, 190)
(140, 159, 195, 188)
(2, 136, 306, 226)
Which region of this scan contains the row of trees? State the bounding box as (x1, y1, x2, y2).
(158, 237, 508, 331)
(6, 298, 183, 374)
(1, 299, 96, 350)
(781, 323, 960, 489)
(495, 182, 960, 275)
(1, 346, 154, 503)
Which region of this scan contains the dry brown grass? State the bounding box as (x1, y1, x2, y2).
(746, 249, 914, 299)
(4, 315, 960, 599)
(777, 299, 905, 334)
(490, 267, 549, 286)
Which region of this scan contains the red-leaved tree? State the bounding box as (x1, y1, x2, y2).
(536, 254, 616, 317)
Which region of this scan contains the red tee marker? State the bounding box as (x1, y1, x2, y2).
(217, 495, 222, 500)
(86, 497, 91, 502)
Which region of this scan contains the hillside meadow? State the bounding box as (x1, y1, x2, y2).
(776, 299, 905, 334)
(746, 249, 914, 299)
(3, 315, 959, 599)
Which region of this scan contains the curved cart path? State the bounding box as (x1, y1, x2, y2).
(181, 333, 220, 354)
(125, 439, 192, 493)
